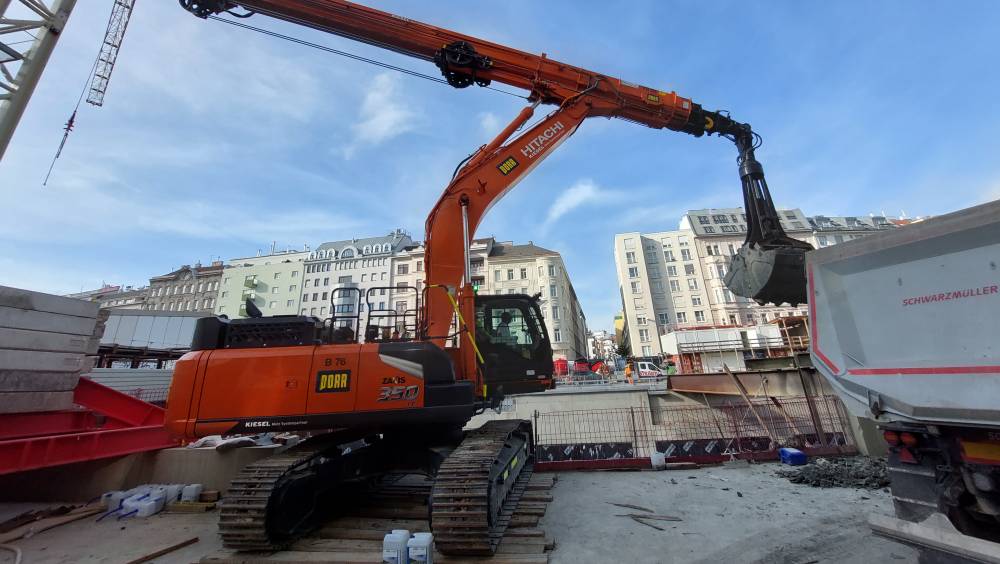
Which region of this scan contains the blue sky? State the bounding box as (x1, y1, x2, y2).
(2, 1, 998, 331)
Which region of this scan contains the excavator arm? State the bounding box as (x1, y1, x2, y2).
(179, 0, 809, 391)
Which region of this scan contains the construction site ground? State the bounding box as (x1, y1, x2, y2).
(2, 461, 918, 564)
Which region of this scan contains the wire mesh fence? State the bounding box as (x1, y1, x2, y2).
(532, 395, 855, 464)
(125, 387, 170, 405)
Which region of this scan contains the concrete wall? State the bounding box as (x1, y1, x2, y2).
(0, 446, 278, 502)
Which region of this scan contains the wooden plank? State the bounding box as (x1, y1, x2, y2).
(504, 528, 546, 538)
(165, 501, 216, 513)
(0, 327, 93, 354)
(0, 371, 80, 392)
(512, 506, 546, 517)
(436, 554, 548, 563)
(509, 515, 539, 528)
(0, 286, 100, 318)
(498, 539, 547, 554)
(869, 513, 1000, 563)
(0, 391, 74, 414)
(0, 349, 85, 373)
(293, 539, 381, 552)
(519, 493, 553, 502)
(201, 551, 380, 563)
(318, 517, 429, 532)
(0, 507, 102, 543)
(0, 306, 98, 336)
(353, 506, 427, 519)
(124, 537, 199, 564)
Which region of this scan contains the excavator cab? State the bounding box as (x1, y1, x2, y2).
(474, 294, 554, 395)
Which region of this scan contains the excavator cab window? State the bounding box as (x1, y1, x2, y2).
(474, 295, 553, 394)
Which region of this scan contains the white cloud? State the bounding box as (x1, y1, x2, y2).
(479, 112, 500, 137)
(339, 73, 419, 159)
(543, 179, 620, 232)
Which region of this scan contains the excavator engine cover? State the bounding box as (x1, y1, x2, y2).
(725, 243, 808, 306)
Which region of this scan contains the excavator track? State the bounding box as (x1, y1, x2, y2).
(218, 443, 330, 551)
(431, 419, 534, 555)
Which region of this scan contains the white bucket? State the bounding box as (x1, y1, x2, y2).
(651, 451, 667, 470)
(181, 484, 203, 502)
(382, 533, 407, 563)
(407, 532, 433, 563)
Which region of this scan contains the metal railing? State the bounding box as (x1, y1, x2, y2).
(532, 395, 855, 464)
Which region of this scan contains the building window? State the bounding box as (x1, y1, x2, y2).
(721, 225, 737, 232)
(554, 328, 562, 342)
(667, 266, 678, 277)
(818, 235, 829, 246)
(652, 280, 665, 293)
(289, 285, 297, 292)
(507, 269, 514, 280)
(626, 251, 636, 264)
(538, 266, 544, 276)
(416, 260, 423, 271)
(712, 214, 729, 223)
(669, 280, 681, 292)
(623, 238, 635, 250)
(338, 275, 352, 283)
(637, 316, 647, 325)
(221, 291, 228, 298)
(698, 215, 710, 224)
(322, 292, 328, 300)
(219, 306, 226, 313)
(507, 289, 516, 294)
(680, 249, 692, 261)
(639, 329, 650, 342)
(398, 264, 409, 275)
(633, 298, 644, 308)
(520, 268, 527, 279)
(271, 287, 279, 294)
(642, 345, 653, 356)
(303, 294, 309, 302)
(286, 299, 294, 307)
(684, 264, 696, 275)
(548, 265, 555, 277)
(631, 281, 642, 294)
(676, 311, 687, 323)
(273, 272, 281, 280)
(704, 226, 716, 233)
(549, 284, 557, 298)
(687, 278, 699, 290)
(729, 314, 738, 325)
(664, 250, 675, 262)
(657, 313, 670, 325)
(494, 270, 501, 282)
(691, 296, 702, 306)
(521, 287, 527, 294)
(695, 310, 706, 322)
(305, 279, 311, 288)
(292, 271, 299, 278)
(268, 301, 277, 308)
(792, 221, 805, 229)
(628, 267, 639, 278)
(552, 306, 560, 320)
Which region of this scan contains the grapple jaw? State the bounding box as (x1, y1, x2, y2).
(725, 241, 811, 306)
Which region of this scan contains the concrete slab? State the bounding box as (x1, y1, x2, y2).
(0, 390, 74, 413)
(0, 327, 92, 354)
(0, 285, 99, 318)
(0, 306, 98, 336)
(0, 371, 80, 392)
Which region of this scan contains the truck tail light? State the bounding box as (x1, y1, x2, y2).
(883, 430, 901, 445)
(900, 432, 920, 448)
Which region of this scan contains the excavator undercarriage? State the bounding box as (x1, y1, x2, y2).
(219, 420, 533, 554)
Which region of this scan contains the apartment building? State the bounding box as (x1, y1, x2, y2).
(146, 262, 226, 312)
(215, 250, 309, 318)
(390, 238, 589, 360)
(614, 207, 906, 357)
(299, 229, 414, 321)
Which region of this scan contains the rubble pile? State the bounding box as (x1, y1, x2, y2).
(776, 456, 889, 489)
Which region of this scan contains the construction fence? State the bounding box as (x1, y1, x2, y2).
(532, 395, 856, 470)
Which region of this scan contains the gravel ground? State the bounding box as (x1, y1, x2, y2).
(542, 460, 919, 564)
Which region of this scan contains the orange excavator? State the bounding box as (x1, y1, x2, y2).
(169, 0, 811, 554)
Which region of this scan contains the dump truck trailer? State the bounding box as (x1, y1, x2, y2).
(809, 199, 1000, 542)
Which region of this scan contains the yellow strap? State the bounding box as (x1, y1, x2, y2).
(430, 285, 484, 365)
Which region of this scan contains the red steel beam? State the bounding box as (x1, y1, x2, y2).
(0, 425, 178, 475)
(73, 377, 165, 426)
(0, 410, 128, 441)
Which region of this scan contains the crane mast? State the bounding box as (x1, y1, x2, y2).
(180, 0, 810, 396)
